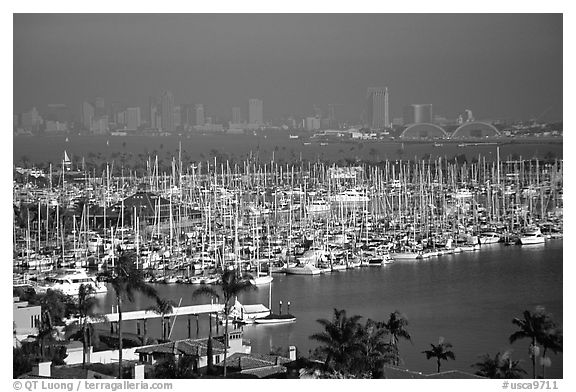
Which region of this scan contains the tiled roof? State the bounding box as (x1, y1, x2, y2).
(241, 365, 287, 378)
(135, 338, 225, 356)
(215, 353, 291, 371)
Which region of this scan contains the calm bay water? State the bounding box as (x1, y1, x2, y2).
(13, 134, 563, 166)
(98, 240, 563, 378)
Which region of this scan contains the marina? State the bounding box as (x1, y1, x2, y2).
(12, 13, 563, 381)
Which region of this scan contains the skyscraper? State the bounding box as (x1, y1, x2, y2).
(413, 104, 433, 123)
(82, 101, 94, 130)
(367, 87, 388, 129)
(195, 104, 205, 126)
(232, 106, 242, 123)
(248, 99, 263, 125)
(126, 107, 141, 130)
(403, 104, 433, 124)
(384, 88, 390, 128)
(160, 91, 175, 133)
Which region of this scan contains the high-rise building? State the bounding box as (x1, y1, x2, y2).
(327, 104, 337, 129)
(367, 87, 388, 129)
(160, 91, 175, 133)
(148, 96, 158, 127)
(195, 104, 205, 126)
(248, 99, 263, 125)
(174, 106, 181, 128)
(180, 104, 194, 129)
(90, 117, 109, 135)
(232, 106, 242, 123)
(126, 107, 141, 130)
(21, 107, 43, 133)
(413, 104, 433, 123)
(304, 117, 321, 131)
(82, 101, 94, 130)
(150, 105, 158, 129)
(384, 88, 390, 128)
(403, 104, 433, 124)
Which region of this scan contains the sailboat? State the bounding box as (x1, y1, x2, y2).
(250, 262, 274, 285)
(250, 221, 274, 285)
(63, 150, 72, 171)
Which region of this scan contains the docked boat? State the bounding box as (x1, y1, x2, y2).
(519, 227, 546, 245)
(285, 263, 322, 275)
(250, 275, 274, 285)
(329, 189, 369, 203)
(479, 232, 501, 244)
(306, 200, 331, 214)
(35, 269, 107, 296)
(391, 251, 422, 261)
(228, 299, 271, 324)
(253, 313, 296, 324)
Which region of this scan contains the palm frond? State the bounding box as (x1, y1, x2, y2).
(192, 286, 220, 301)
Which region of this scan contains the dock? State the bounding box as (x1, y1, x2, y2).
(92, 303, 225, 323)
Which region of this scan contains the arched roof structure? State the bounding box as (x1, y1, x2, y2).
(451, 122, 501, 138)
(400, 123, 448, 139)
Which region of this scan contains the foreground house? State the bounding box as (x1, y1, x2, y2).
(135, 329, 250, 370)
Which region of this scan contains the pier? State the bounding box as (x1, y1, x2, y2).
(94, 303, 225, 323)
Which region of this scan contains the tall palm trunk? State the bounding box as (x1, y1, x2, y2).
(207, 313, 213, 374)
(117, 295, 123, 379)
(541, 347, 547, 379)
(437, 358, 441, 373)
(82, 317, 89, 368)
(531, 337, 537, 379)
(223, 310, 229, 377)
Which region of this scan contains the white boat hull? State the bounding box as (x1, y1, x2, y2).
(519, 236, 545, 245)
(250, 275, 274, 285)
(285, 265, 322, 275)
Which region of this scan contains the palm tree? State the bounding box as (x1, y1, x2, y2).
(309, 308, 364, 374)
(538, 323, 562, 378)
(66, 284, 106, 368)
(380, 310, 411, 365)
(357, 318, 396, 377)
(99, 251, 159, 379)
(153, 354, 198, 379)
(422, 337, 456, 373)
(192, 269, 255, 377)
(509, 307, 558, 379)
(146, 298, 175, 341)
(472, 351, 526, 379)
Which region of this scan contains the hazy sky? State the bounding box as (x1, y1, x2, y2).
(13, 14, 563, 122)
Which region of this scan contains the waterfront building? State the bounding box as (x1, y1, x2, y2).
(45, 120, 68, 133)
(403, 104, 433, 124)
(367, 87, 388, 129)
(304, 117, 321, 131)
(148, 96, 159, 129)
(173, 105, 181, 129)
(90, 117, 109, 135)
(20, 107, 43, 133)
(126, 107, 141, 130)
(232, 106, 242, 123)
(195, 104, 205, 126)
(160, 91, 175, 133)
(249, 98, 263, 125)
(82, 101, 94, 130)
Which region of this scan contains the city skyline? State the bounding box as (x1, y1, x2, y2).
(14, 14, 562, 123)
